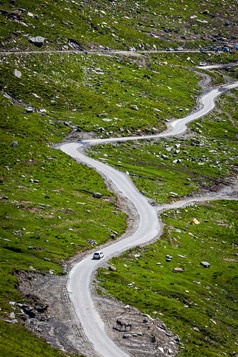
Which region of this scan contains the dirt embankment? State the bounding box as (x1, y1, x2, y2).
(17, 268, 180, 357)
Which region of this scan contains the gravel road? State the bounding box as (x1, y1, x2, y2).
(59, 78, 238, 357)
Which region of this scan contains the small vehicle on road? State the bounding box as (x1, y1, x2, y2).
(93, 251, 104, 260)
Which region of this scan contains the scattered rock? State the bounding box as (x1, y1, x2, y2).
(11, 141, 18, 147)
(0, 9, 9, 15)
(68, 39, 84, 50)
(97, 113, 108, 117)
(28, 36, 45, 47)
(93, 192, 102, 198)
(9, 312, 15, 319)
(189, 218, 200, 225)
(35, 304, 48, 313)
(23, 306, 35, 318)
(200, 261, 210, 268)
(131, 105, 139, 111)
(166, 255, 172, 262)
(13, 69, 22, 78)
(7, 10, 21, 18)
(123, 333, 132, 338)
(86, 239, 97, 245)
(173, 267, 184, 272)
(108, 265, 117, 272)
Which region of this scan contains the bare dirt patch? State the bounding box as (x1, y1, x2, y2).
(17, 268, 179, 357)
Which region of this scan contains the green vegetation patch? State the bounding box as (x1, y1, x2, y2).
(0, 320, 80, 357)
(0, 54, 129, 355)
(96, 200, 238, 356)
(0, 0, 237, 51)
(0, 52, 204, 138)
(89, 88, 238, 203)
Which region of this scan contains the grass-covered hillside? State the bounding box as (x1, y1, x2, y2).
(0, 0, 237, 51)
(89, 86, 238, 203)
(0, 0, 237, 356)
(96, 199, 238, 356)
(92, 87, 238, 356)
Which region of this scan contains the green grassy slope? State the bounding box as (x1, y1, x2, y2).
(0, 0, 237, 356)
(89, 87, 238, 203)
(0, 0, 237, 51)
(96, 200, 238, 356)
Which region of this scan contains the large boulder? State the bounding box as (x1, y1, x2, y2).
(29, 36, 45, 47)
(13, 69, 22, 78)
(11, 141, 18, 147)
(93, 192, 102, 198)
(200, 261, 210, 268)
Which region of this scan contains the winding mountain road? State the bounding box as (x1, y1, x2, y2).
(59, 77, 238, 357)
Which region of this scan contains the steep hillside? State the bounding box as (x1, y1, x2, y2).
(0, 0, 237, 51)
(0, 0, 237, 356)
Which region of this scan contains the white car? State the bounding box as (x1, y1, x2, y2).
(93, 251, 104, 260)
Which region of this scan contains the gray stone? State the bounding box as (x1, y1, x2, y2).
(7, 10, 21, 18)
(173, 267, 184, 272)
(123, 334, 132, 338)
(13, 69, 22, 78)
(166, 255, 172, 262)
(11, 141, 18, 147)
(29, 36, 45, 47)
(108, 265, 117, 272)
(93, 192, 102, 198)
(35, 304, 47, 313)
(97, 113, 108, 117)
(86, 239, 97, 245)
(200, 261, 210, 268)
(131, 105, 139, 111)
